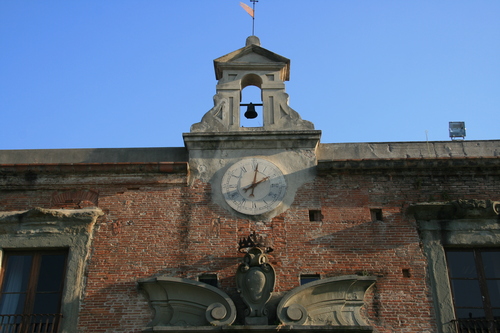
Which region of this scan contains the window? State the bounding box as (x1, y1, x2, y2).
(300, 274, 320, 285)
(199, 274, 218, 288)
(370, 208, 383, 222)
(0, 250, 67, 333)
(446, 249, 500, 332)
(309, 210, 323, 222)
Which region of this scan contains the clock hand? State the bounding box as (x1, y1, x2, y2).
(252, 163, 258, 184)
(244, 163, 259, 197)
(253, 176, 270, 186)
(242, 176, 270, 195)
(243, 183, 256, 192)
(244, 183, 257, 197)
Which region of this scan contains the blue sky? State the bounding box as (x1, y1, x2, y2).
(1, 1, 499, 149)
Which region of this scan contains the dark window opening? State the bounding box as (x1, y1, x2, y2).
(370, 209, 383, 221)
(309, 210, 323, 222)
(446, 249, 500, 332)
(300, 274, 320, 285)
(402, 269, 411, 278)
(0, 250, 67, 333)
(199, 274, 218, 288)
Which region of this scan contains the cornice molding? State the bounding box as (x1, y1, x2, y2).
(410, 199, 500, 220)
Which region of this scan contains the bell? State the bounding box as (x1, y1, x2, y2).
(244, 103, 258, 119)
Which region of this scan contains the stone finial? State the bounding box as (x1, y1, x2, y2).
(246, 35, 261, 46)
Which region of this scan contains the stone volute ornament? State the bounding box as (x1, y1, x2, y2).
(236, 232, 275, 325)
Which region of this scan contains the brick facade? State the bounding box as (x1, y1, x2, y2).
(2, 156, 499, 332)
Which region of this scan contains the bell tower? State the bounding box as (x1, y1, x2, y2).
(190, 36, 314, 132)
(183, 36, 321, 219)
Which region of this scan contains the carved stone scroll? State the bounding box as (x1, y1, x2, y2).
(138, 277, 236, 327)
(277, 275, 376, 326)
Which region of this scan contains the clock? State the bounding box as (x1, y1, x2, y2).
(221, 158, 287, 215)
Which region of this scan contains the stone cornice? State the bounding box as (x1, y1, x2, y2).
(0, 206, 103, 221)
(0, 162, 188, 175)
(409, 199, 500, 221)
(0, 207, 104, 235)
(317, 157, 500, 173)
(183, 131, 321, 150)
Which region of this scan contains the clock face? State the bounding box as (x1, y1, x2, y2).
(221, 158, 287, 215)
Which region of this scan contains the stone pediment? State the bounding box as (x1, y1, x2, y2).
(215, 44, 289, 64)
(232, 51, 277, 64)
(214, 39, 290, 81)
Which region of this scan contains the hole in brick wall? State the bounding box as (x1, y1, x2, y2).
(199, 274, 218, 287)
(300, 274, 320, 285)
(402, 269, 411, 278)
(370, 208, 383, 222)
(309, 210, 323, 222)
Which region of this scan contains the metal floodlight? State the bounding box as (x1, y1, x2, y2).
(449, 121, 466, 140)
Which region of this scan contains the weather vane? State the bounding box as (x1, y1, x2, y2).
(240, 0, 258, 36)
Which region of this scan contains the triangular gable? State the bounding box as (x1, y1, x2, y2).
(214, 44, 290, 80)
(233, 52, 276, 64)
(215, 44, 289, 64)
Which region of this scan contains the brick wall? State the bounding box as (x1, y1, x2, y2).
(1, 163, 499, 332)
